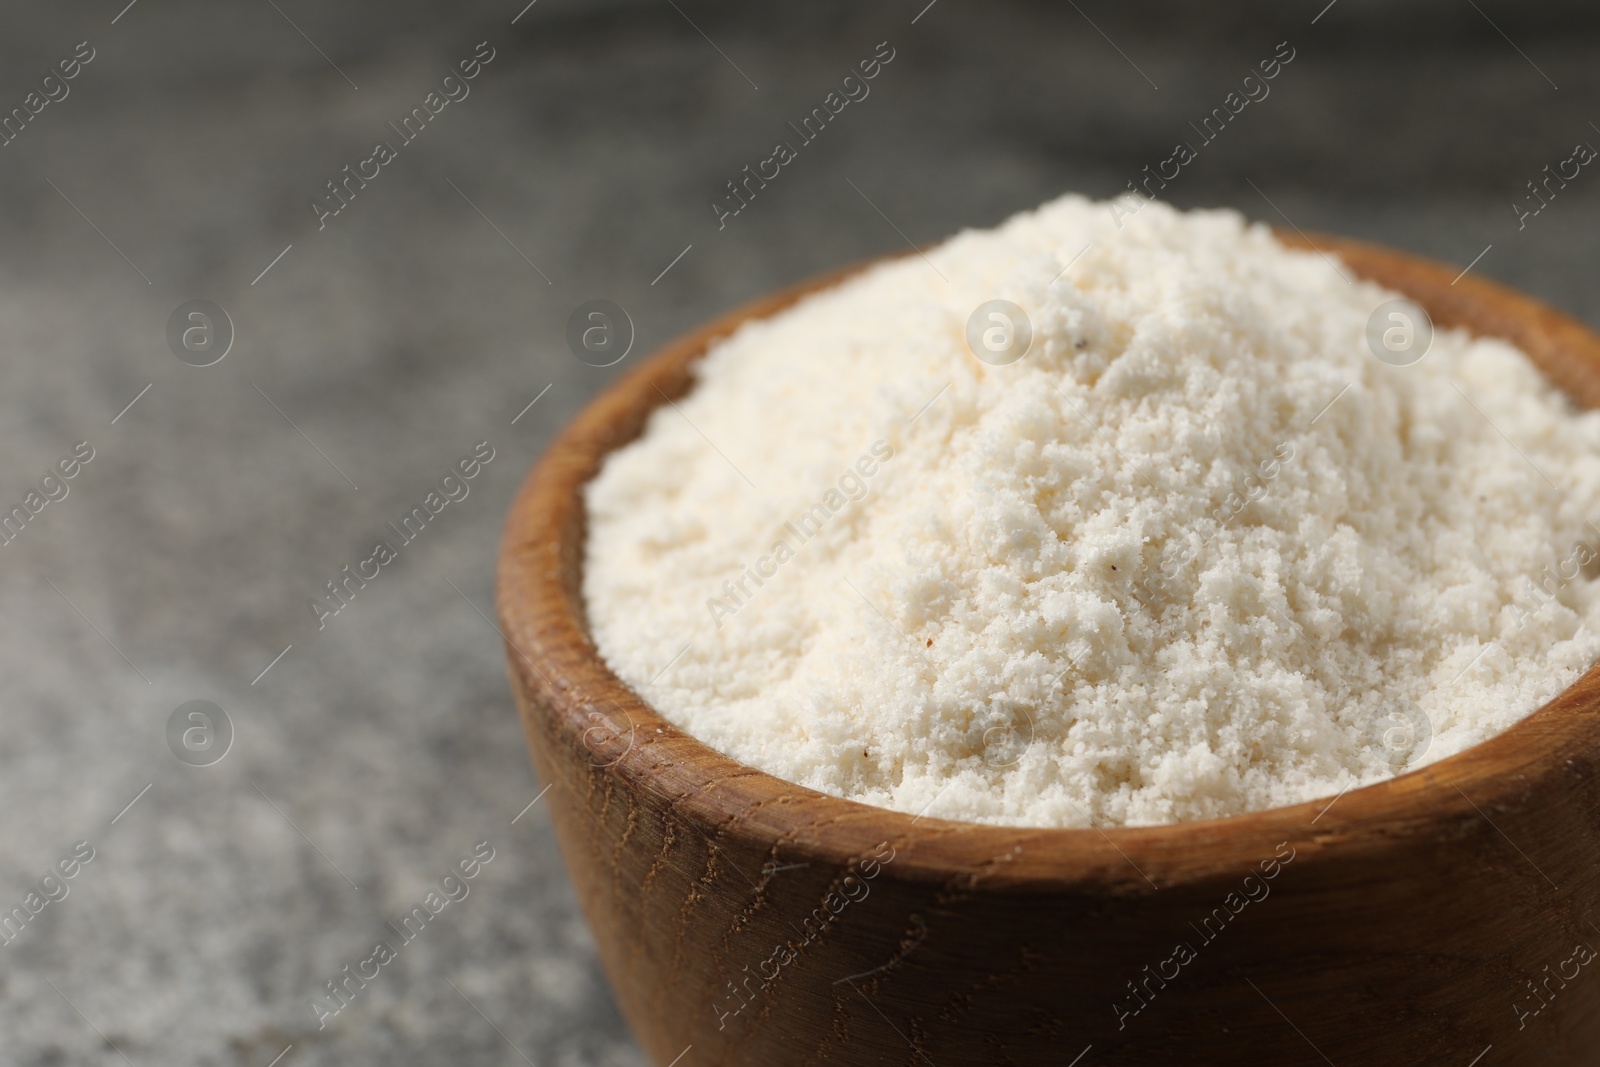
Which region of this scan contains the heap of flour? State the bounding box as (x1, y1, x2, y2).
(582, 195, 1600, 828)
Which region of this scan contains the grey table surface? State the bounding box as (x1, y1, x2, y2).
(0, 0, 1595, 1063)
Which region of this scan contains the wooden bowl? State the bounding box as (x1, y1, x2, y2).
(497, 234, 1600, 1066)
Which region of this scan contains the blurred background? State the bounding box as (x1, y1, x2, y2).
(0, 0, 1594, 1063)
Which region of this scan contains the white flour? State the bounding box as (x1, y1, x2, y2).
(582, 195, 1600, 828)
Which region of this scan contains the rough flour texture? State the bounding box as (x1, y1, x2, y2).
(582, 196, 1600, 828)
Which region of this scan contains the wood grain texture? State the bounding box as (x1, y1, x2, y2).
(496, 236, 1600, 1066)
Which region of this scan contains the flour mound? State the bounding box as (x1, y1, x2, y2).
(582, 195, 1600, 828)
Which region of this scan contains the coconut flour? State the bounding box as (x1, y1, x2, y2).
(582, 195, 1600, 828)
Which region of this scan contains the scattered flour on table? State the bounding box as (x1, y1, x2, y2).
(581, 195, 1600, 828)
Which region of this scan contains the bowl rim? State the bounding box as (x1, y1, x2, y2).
(496, 230, 1600, 893)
